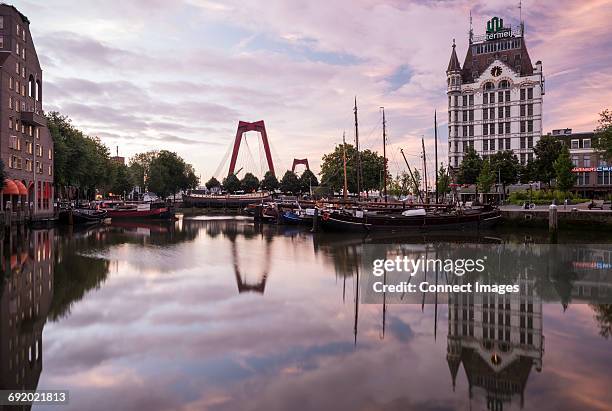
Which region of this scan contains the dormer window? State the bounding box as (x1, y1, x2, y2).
(571, 139, 579, 149)
(583, 139, 591, 149)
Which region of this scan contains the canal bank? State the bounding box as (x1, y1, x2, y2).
(500, 208, 612, 229)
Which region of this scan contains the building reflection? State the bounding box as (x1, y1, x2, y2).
(447, 274, 544, 411)
(0, 230, 54, 411)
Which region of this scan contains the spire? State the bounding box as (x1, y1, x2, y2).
(447, 39, 461, 73)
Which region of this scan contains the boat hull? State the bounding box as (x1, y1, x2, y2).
(106, 207, 173, 220)
(183, 193, 271, 208)
(320, 210, 501, 232)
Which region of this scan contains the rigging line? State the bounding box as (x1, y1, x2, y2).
(213, 139, 234, 180)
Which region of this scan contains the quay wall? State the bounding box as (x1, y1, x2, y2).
(500, 209, 612, 229)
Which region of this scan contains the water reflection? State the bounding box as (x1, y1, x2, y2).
(0, 219, 610, 410)
(1, 230, 53, 410)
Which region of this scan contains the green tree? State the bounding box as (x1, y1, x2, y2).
(360, 149, 388, 194)
(47, 112, 114, 199)
(519, 161, 538, 184)
(436, 165, 450, 197)
(205, 177, 221, 190)
(457, 147, 482, 184)
(490, 150, 520, 194)
(554, 146, 576, 192)
(320, 144, 387, 195)
(477, 160, 496, 193)
(299, 169, 319, 193)
(222, 174, 241, 193)
(320, 143, 358, 193)
(280, 170, 300, 193)
(593, 109, 612, 162)
(591, 304, 612, 339)
(241, 173, 260, 192)
(261, 171, 280, 191)
(128, 151, 158, 190)
(110, 163, 134, 197)
(534, 135, 563, 186)
(410, 169, 421, 196)
(147, 150, 198, 200)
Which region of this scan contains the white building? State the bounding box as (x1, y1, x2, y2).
(447, 17, 545, 170)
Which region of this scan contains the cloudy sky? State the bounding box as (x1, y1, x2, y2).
(17, 0, 612, 180)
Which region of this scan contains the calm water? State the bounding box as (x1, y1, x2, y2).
(1, 217, 611, 411)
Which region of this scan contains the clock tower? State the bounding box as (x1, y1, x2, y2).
(447, 16, 545, 170)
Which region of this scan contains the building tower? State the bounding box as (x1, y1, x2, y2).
(447, 16, 545, 171)
(447, 39, 464, 172)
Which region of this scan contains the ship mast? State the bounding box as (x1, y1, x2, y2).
(342, 131, 348, 200)
(422, 137, 428, 203)
(434, 111, 439, 204)
(354, 97, 362, 200)
(381, 107, 388, 202)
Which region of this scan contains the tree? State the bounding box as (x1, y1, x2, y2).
(241, 173, 260, 193)
(593, 109, 612, 162)
(534, 135, 563, 186)
(490, 150, 520, 193)
(591, 304, 612, 339)
(279, 170, 300, 193)
(147, 150, 198, 199)
(554, 146, 576, 193)
(128, 151, 158, 190)
(110, 163, 134, 197)
(436, 165, 450, 197)
(320, 144, 387, 194)
(457, 148, 482, 184)
(410, 169, 421, 196)
(205, 177, 221, 190)
(299, 169, 319, 193)
(360, 149, 388, 193)
(320, 143, 358, 193)
(47, 112, 115, 199)
(261, 171, 279, 191)
(222, 174, 241, 193)
(477, 160, 496, 193)
(519, 161, 538, 184)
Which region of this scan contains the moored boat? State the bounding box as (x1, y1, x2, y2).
(320, 206, 501, 232)
(104, 202, 175, 220)
(58, 208, 109, 225)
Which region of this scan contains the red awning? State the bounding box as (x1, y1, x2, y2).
(2, 179, 19, 195)
(13, 180, 27, 196)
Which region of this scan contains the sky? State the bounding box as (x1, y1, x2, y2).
(15, 0, 612, 182)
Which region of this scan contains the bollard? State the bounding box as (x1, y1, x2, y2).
(548, 204, 558, 233)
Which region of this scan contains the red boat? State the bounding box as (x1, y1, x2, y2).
(104, 202, 175, 220)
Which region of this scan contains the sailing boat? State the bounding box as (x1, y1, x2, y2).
(319, 109, 500, 232)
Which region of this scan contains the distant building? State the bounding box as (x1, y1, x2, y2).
(549, 128, 612, 198)
(110, 156, 125, 166)
(0, 3, 54, 217)
(447, 16, 545, 170)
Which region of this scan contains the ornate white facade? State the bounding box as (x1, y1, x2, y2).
(447, 17, 545, 169)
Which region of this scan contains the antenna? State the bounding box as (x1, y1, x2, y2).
(469, 10, 473, 44)
(519, 0, 524, 35)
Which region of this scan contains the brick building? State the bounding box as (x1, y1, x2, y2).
(550, 128, 612, 199)
(0, 3, 54, 217)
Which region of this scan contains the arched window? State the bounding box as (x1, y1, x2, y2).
(36, 80, 41, 101)
(484, 82, 495, 90)
(28, 75, 35, 98)
(499, 80, 510, 89)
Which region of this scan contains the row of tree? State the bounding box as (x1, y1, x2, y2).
(456, 136, 576, 193)
(48, 112, 198, 199)
(205, 169, 319, 194)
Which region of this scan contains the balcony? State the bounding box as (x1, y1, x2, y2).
(21, 110, 47, 127)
